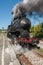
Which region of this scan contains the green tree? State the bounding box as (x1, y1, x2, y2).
(41, 22, 43, 32)
(30, 23, 43, 38)
(34, 24, 41, 36)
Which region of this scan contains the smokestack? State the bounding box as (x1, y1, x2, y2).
(12, 0, 43, 18)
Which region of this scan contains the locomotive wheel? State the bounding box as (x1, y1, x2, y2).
(11, 35, 17, 44)
(36, 46, 40, 49)
(36, 40, 39, 44)
(11, 36, 14, 44)
(20, 42, 24, 47)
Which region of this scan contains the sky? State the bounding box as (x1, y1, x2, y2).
(0, 0, 43, 29)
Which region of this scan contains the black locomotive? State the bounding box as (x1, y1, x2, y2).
(7, 11, 40, 49)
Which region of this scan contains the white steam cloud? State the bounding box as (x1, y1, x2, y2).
(12, 0, 43, 18)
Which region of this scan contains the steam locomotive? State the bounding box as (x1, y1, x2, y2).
(7, 14, 39, 49)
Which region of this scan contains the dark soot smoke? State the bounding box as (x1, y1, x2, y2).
(12, 0, 43, 17)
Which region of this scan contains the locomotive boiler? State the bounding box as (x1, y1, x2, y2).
(7, 14, 31, 39)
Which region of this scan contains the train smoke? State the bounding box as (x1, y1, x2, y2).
(12, 0, 43, 18)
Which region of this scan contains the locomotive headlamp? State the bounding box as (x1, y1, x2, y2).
(21, 20, 26, 24)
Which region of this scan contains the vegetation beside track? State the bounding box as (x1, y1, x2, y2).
(0, 39, 3, 47)
(37, 48, 43, 53)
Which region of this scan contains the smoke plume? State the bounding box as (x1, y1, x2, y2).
(12, 0, 43, 18)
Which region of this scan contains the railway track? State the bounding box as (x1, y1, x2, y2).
(8, 41, 32, 65)
(24, 49, 43, 65)
(5, 35, 43, 65)
(32, 50, 43, 58)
